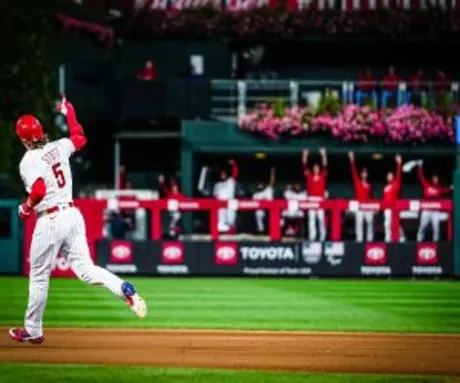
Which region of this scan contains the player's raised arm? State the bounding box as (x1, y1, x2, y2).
(57, 95, 87, 152)
(320, 148, 328, 171)
(158, 174, 170, 197)
(302, 149, 308, 172)
(348, 151, 359, 183)
(229, 159, 239, 180)
(416, 160, 430, 189)
(395, 154, 402, 185)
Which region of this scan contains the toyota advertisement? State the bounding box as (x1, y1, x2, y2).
(362, 243, 392, 276)
(95, 240, 453, 278)
(96, 240, 150, 275)
(157, 242, 193, 275)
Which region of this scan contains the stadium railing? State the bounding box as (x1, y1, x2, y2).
(210, 79, 459, 120)
(24, 198, 450, 245)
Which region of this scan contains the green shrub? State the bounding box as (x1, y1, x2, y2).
(315, 88, 342, 116)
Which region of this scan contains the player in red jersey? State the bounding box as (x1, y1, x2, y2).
(416, 161, 452, 241)
(348, 152, 373, 242)
(302, 148, 327, 241)
(383, 155, 405, 242)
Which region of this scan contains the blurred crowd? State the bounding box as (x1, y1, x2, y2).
(122, 8, 460, 40)
(355, 66, 454, 107)
(62, 1, 460, 41)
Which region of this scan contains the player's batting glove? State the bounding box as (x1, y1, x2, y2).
(56, 95, 68, 115)
(18, 201, 33, 221)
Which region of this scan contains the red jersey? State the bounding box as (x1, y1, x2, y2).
(160, 181, 184, 200)
(383, 74, 400, 92)
(350, 160, 372, 201)
(418, 167, 451, 199)
(137, 66, 156, 81)
(305, 167, 327, 197)
(383, 163, 402, 204)
(357, 74, 376, 92)
(118, 167, 126, 189)
(435, 74, 451, 91)
(408, 73, 423, 90)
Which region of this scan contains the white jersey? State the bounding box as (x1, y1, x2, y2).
(283, 190, 307, 218)
(213, 177, 236, 200)
(284, 190, 307, 200)
(20, 138, 75, 213)
(253, 186, 274, 200)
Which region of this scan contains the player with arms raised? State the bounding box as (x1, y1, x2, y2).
(9, 97, 147, 345)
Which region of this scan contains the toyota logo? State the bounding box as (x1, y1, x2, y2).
(217, 246, 236, 260)
(419, 248, 435, 260)
(112, 245, 132, 260)
(164, 246, 182, 260)
(367, 248, 384, 260)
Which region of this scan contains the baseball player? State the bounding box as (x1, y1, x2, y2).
(348, 151, 374, 242)
(252, 167, 276, 233)
(159, 174, 184, 237)
(281, 183, 307, 236)
(416, 161, 452, 241)
(9, 97, 147, 345)
(213, 159, 239, 233)
(302, 148, 328, 241)
(383, 154, 405, 242)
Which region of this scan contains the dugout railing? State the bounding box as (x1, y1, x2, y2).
(21, 198, 453, 277)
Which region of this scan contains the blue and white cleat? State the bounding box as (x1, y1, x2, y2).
(122, 282, 147, 318)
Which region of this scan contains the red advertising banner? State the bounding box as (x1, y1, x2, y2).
(364, 243, 387, 266)
(416, 243, 438, 266)
(161, 242, 185, 264)
(110, 241, 134, 264)
(214, 242, 238, 265)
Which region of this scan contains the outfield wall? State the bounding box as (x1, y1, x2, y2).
(17, 197, 455, 278)
(94, 240, 453, 278)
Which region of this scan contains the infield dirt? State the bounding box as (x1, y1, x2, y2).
(0, 328, 459, 375)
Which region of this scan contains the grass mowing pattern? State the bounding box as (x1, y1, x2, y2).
(0, 364, 455, 383)
(1, 277, 459, 333)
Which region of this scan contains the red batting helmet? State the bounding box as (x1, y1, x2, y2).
(15, 115, 44, 142)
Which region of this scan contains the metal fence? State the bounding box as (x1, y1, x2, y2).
(210, 79, 459, 121)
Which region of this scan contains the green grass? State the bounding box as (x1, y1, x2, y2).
(0, 364, 455, 383)
(1, 277, 460, 333)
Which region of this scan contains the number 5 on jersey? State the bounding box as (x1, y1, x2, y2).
(52, 162, 66, 188)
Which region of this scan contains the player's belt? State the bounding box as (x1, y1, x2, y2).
(37, 202, 74, 218)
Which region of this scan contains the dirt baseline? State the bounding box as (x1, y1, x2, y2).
(1, 328, 460, 375)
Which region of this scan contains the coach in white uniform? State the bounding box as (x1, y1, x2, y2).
(253, 167, 276, 233)
(213, 159, 239, 232)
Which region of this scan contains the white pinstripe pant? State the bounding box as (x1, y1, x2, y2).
(25, 207, 125, 337)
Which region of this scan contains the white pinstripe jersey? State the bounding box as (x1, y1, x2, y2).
(20, 138, 75, 213)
